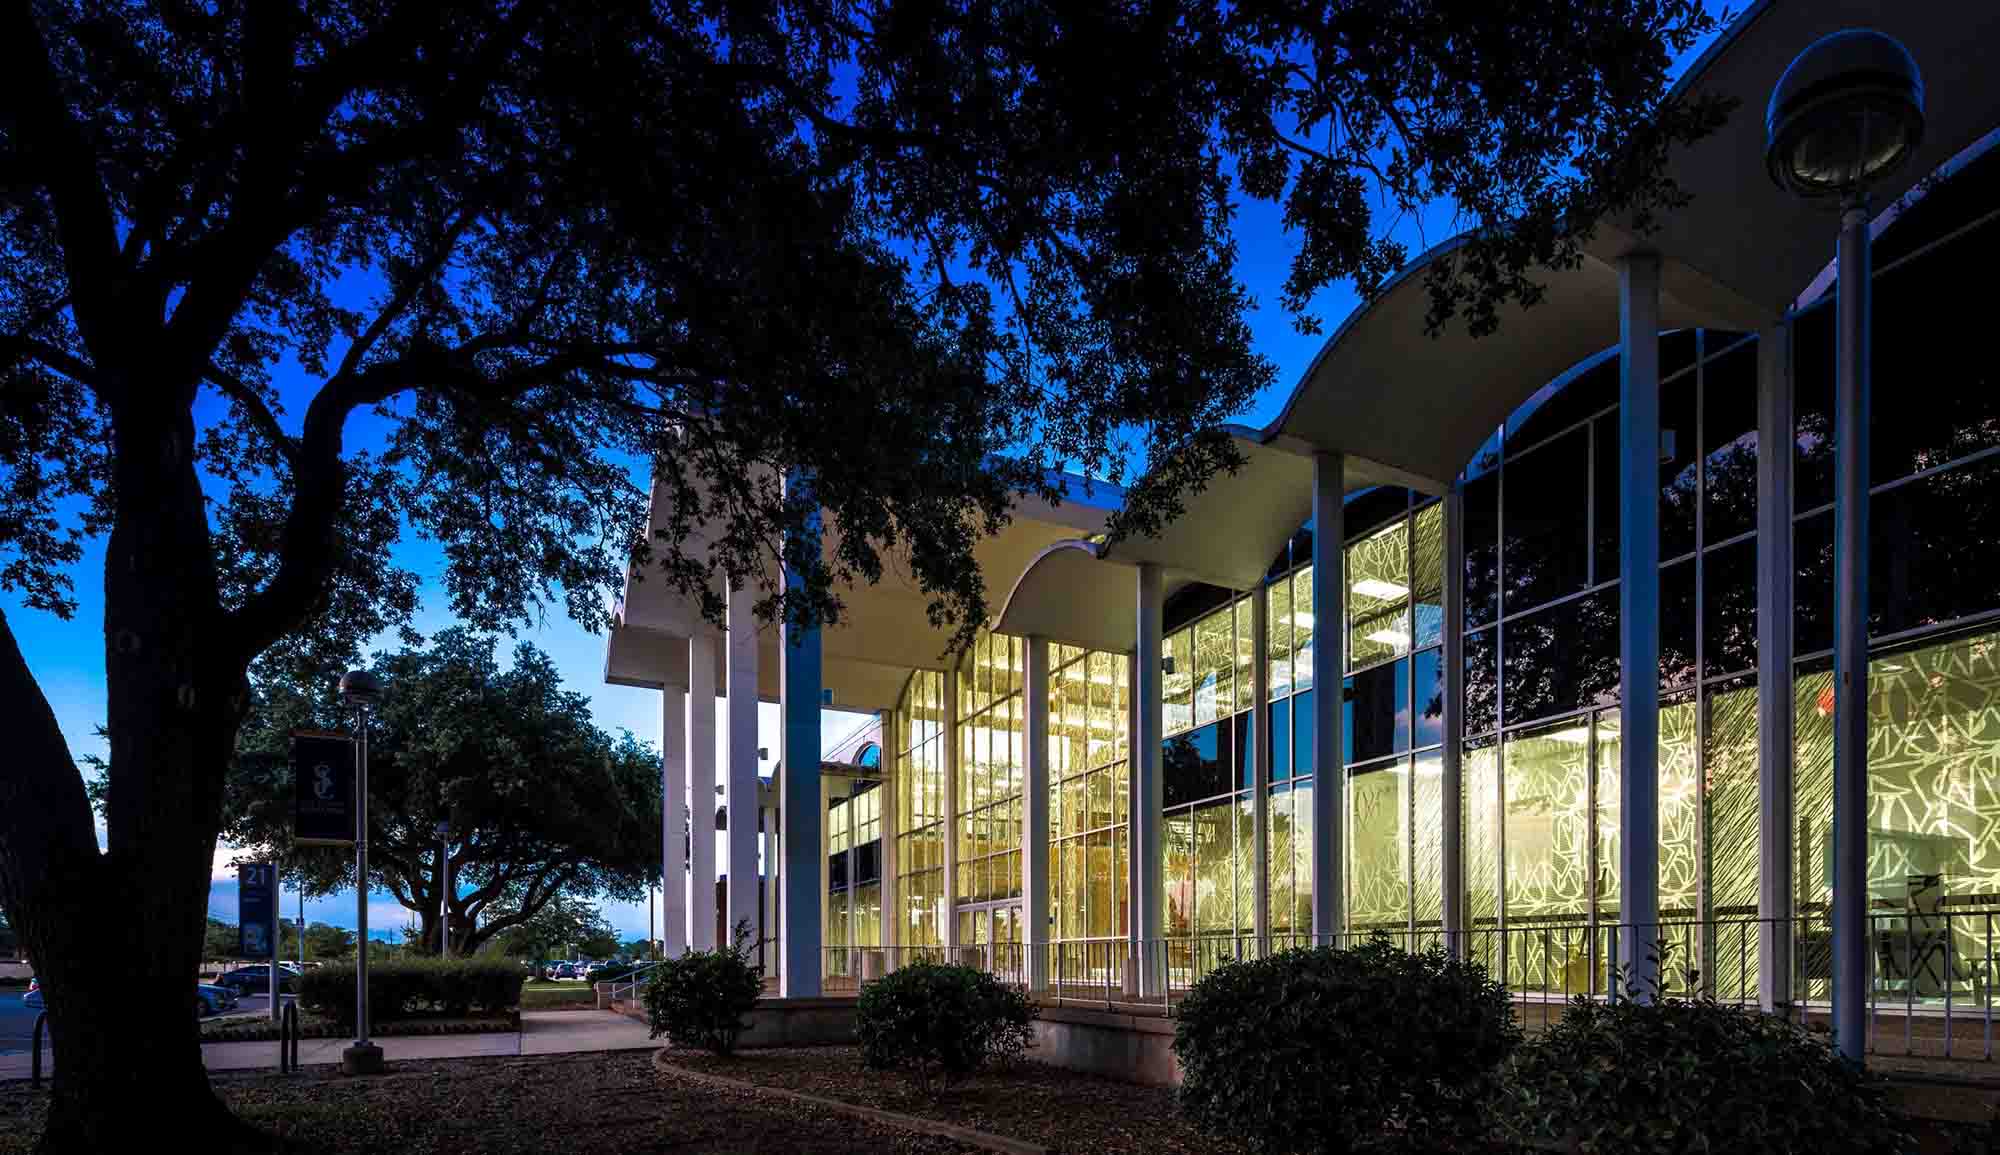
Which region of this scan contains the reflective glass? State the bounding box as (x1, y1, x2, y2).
(1465, 627, 1498, 736)
(1704, 536, 1757, 678)
(1500, 590, 1620, 726)
(1293, 569, 1316, 692)
(1503, 426, 1591, 614)
(1165, 629, 1194, 736)
(1870, 455, 2000, 636)
(1268, 696, 1293, 782)
(1465, 470, 1500, 628)
(1294, 690, 1315, 779)
(1661, 369, 1698, 559)
(1413, 502, 1445, 649)
(1193, 800, 1236, 935)
(1194, 609, 1233, 727)
(1345, 658, 1407, 765)
(1662, 557, 1696, 689)
(1414, 648, 1443, 748)
(1593, 412, 1620, 582)
(1702, 338, 1760, 543)
(1268, 577, 1295, 699)
(1163, 722, 1231, 807)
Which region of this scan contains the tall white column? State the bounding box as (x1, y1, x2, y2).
(1756, 323, 1796, 1013)
(661, 683, 689, 957)
(880, 710, 900, 955)
(725, 583, 761, 953)
(761, 804, 779, 980)
(1023, 637, 1052, 989)
(1135, 564, 1166, 994)
(941, 667, 961, 955)
(689, 633, 720, 951)
(779, 475, 823, 998)
(1250, 588, 1271, 948)
(1617, 252, 1663, 999)
(1441, 483, 1466, 957)
(1831, 204, 1873, 1062)
(1310, 453, 1345, 942)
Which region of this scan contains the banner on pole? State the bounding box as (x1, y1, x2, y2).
(291, 730, 357, 846)
(238, 863, 277, 958)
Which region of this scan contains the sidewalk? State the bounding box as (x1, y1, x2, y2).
(0, 1010, 657, 1080)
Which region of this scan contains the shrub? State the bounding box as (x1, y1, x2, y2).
(1173, 938, 1519, 1152)
(294, 958, 525, 1026)
(644, 920, 764, 1054)
(1492, 991, 1913, 1154)
(854, 962, 1036, 1091)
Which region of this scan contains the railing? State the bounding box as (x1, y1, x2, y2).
(607, 962, 662, 1006)
(803, 909, 2000, 1061)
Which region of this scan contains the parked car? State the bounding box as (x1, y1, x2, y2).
(195, 983, 239, 1018)
(217, 963, 300, 994)
(551, 963, 579, 981)
(21, 978, 41, 1010)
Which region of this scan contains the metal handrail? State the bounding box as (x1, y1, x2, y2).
(607, 961, 662, 1005)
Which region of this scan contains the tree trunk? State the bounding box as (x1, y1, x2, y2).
(0, 402, 272, 1151)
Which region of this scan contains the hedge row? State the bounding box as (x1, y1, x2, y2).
(202, 1010, 519, 1042)
(294, 958, 526, 1026)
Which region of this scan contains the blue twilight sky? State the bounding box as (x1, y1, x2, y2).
(15, 13, 1732, 944)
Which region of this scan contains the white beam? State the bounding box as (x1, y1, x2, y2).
(660, 685, 688, 957)
(726, 583, 761, 952)
(1135, 564, 1166, 993)
(1024, 637, 1052, 990)
(1310, 453, 1345, 941)
(689, 633, 719, 952)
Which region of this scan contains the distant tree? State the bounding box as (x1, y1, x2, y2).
(576, 928, 623, 962)
(201, 917, 239, 961)
(487, 894, 615, 964)
(0, 906, 17, 959)
(221, 630, 658, 959)
(1, 3, 1725, 1147)
(620, 937, 653, 961)
(278, 921, 354, 962)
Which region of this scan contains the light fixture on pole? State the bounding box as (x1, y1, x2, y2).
(1766, 27, 1924, 1065)
(435, 820, 452, 958)
(338, 668, 385, 1076)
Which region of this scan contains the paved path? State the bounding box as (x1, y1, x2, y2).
(0, 1010, 655, 1080)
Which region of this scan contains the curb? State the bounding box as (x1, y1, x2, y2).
(652, 1050, 1048, 1155)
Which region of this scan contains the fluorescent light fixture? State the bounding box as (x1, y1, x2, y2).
(1284, 612, 1315, 629)
(1364, 629, 1410, 647)
(1352, 578, 1409, 600)
(1545, 726, 1592, 745)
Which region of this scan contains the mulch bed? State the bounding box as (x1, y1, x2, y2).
(667, 1045, 1247, 1155)
(0, 1051, 980, 1154)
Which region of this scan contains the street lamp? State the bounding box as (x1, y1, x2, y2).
(1766, 28, 1925, 1066)
(435, 820, 452, 958)
(338, 669, 385, 1076)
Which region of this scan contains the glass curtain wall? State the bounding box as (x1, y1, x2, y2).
(1266, 552, 1317, 939)
(1790, 187, 2000, 1005)
(1162, 593, 1258, 978)
(894, 670, 948, 948)
(825, 782, 882, 970)
(1341, 496, 1447, 945)
(1460, 327, 1765, 996)
(957, 630, 1025, 954)
(1049, 645, 1131, 983)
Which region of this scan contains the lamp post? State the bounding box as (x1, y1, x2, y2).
(1766, 28, 1925, 1065)
(435, 820, 452, 958)
(339, 669, 385, 1076)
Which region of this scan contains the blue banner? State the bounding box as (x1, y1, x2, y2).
(238, 863, 277, 959)
(291, 730, 356, 846)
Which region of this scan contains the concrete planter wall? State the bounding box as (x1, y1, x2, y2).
(1029, 1006, 1180, 1087)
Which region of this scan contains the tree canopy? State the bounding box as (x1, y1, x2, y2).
(0, 1, 1724, 1148)
(485, 893, 618, 964)
(224, 630, 660, 957)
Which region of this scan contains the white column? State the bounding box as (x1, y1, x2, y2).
(1441, 484, 1466, 957)
(1831, 204, 1873, 1062)
(661, 684, 689, 957)
(1756, 323, 1795, 1013)
(1310, 453, 1345, 942)
(725, 584, 761, 953)
(779, 476, 823, 997)
(1023, 637, 1052, 989)
(1134, 564, 1166, 994)
(761, 803, 779, 980)
(1617, 252, 1663, 999)
(881, 710, 900, 955)
(689, 633, 720, 951)
(941, 667, 961, 955)
(1250, 588, 1271, 949)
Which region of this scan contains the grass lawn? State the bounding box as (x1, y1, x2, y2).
(0, 1052, 977, 1154)
(518, 981, 596, 1010)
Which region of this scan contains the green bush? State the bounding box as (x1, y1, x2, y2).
(1173, 938, 1519, 1152)
(294, 958, 525, 1026)
(855, 962, 1036, 1091)
(644, 921, 764, 1054)
(1493, 992, 1912, 1154)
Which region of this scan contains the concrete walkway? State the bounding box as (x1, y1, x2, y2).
(0, 1010, 657, 1081)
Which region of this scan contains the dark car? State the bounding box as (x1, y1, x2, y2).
(217, 963, 299, 994)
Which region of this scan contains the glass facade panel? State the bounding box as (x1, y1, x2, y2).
(1348, 761, 1410, 931)
(1413, 502, 1445, 649)
(1502, 427, 1591, 614)
(1268, 576, 1294, 699)
(1349, 519, 1413, 667)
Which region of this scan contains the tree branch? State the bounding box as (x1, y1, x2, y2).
(203, 362, 300, 469)
(1, 5, 128, 369)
